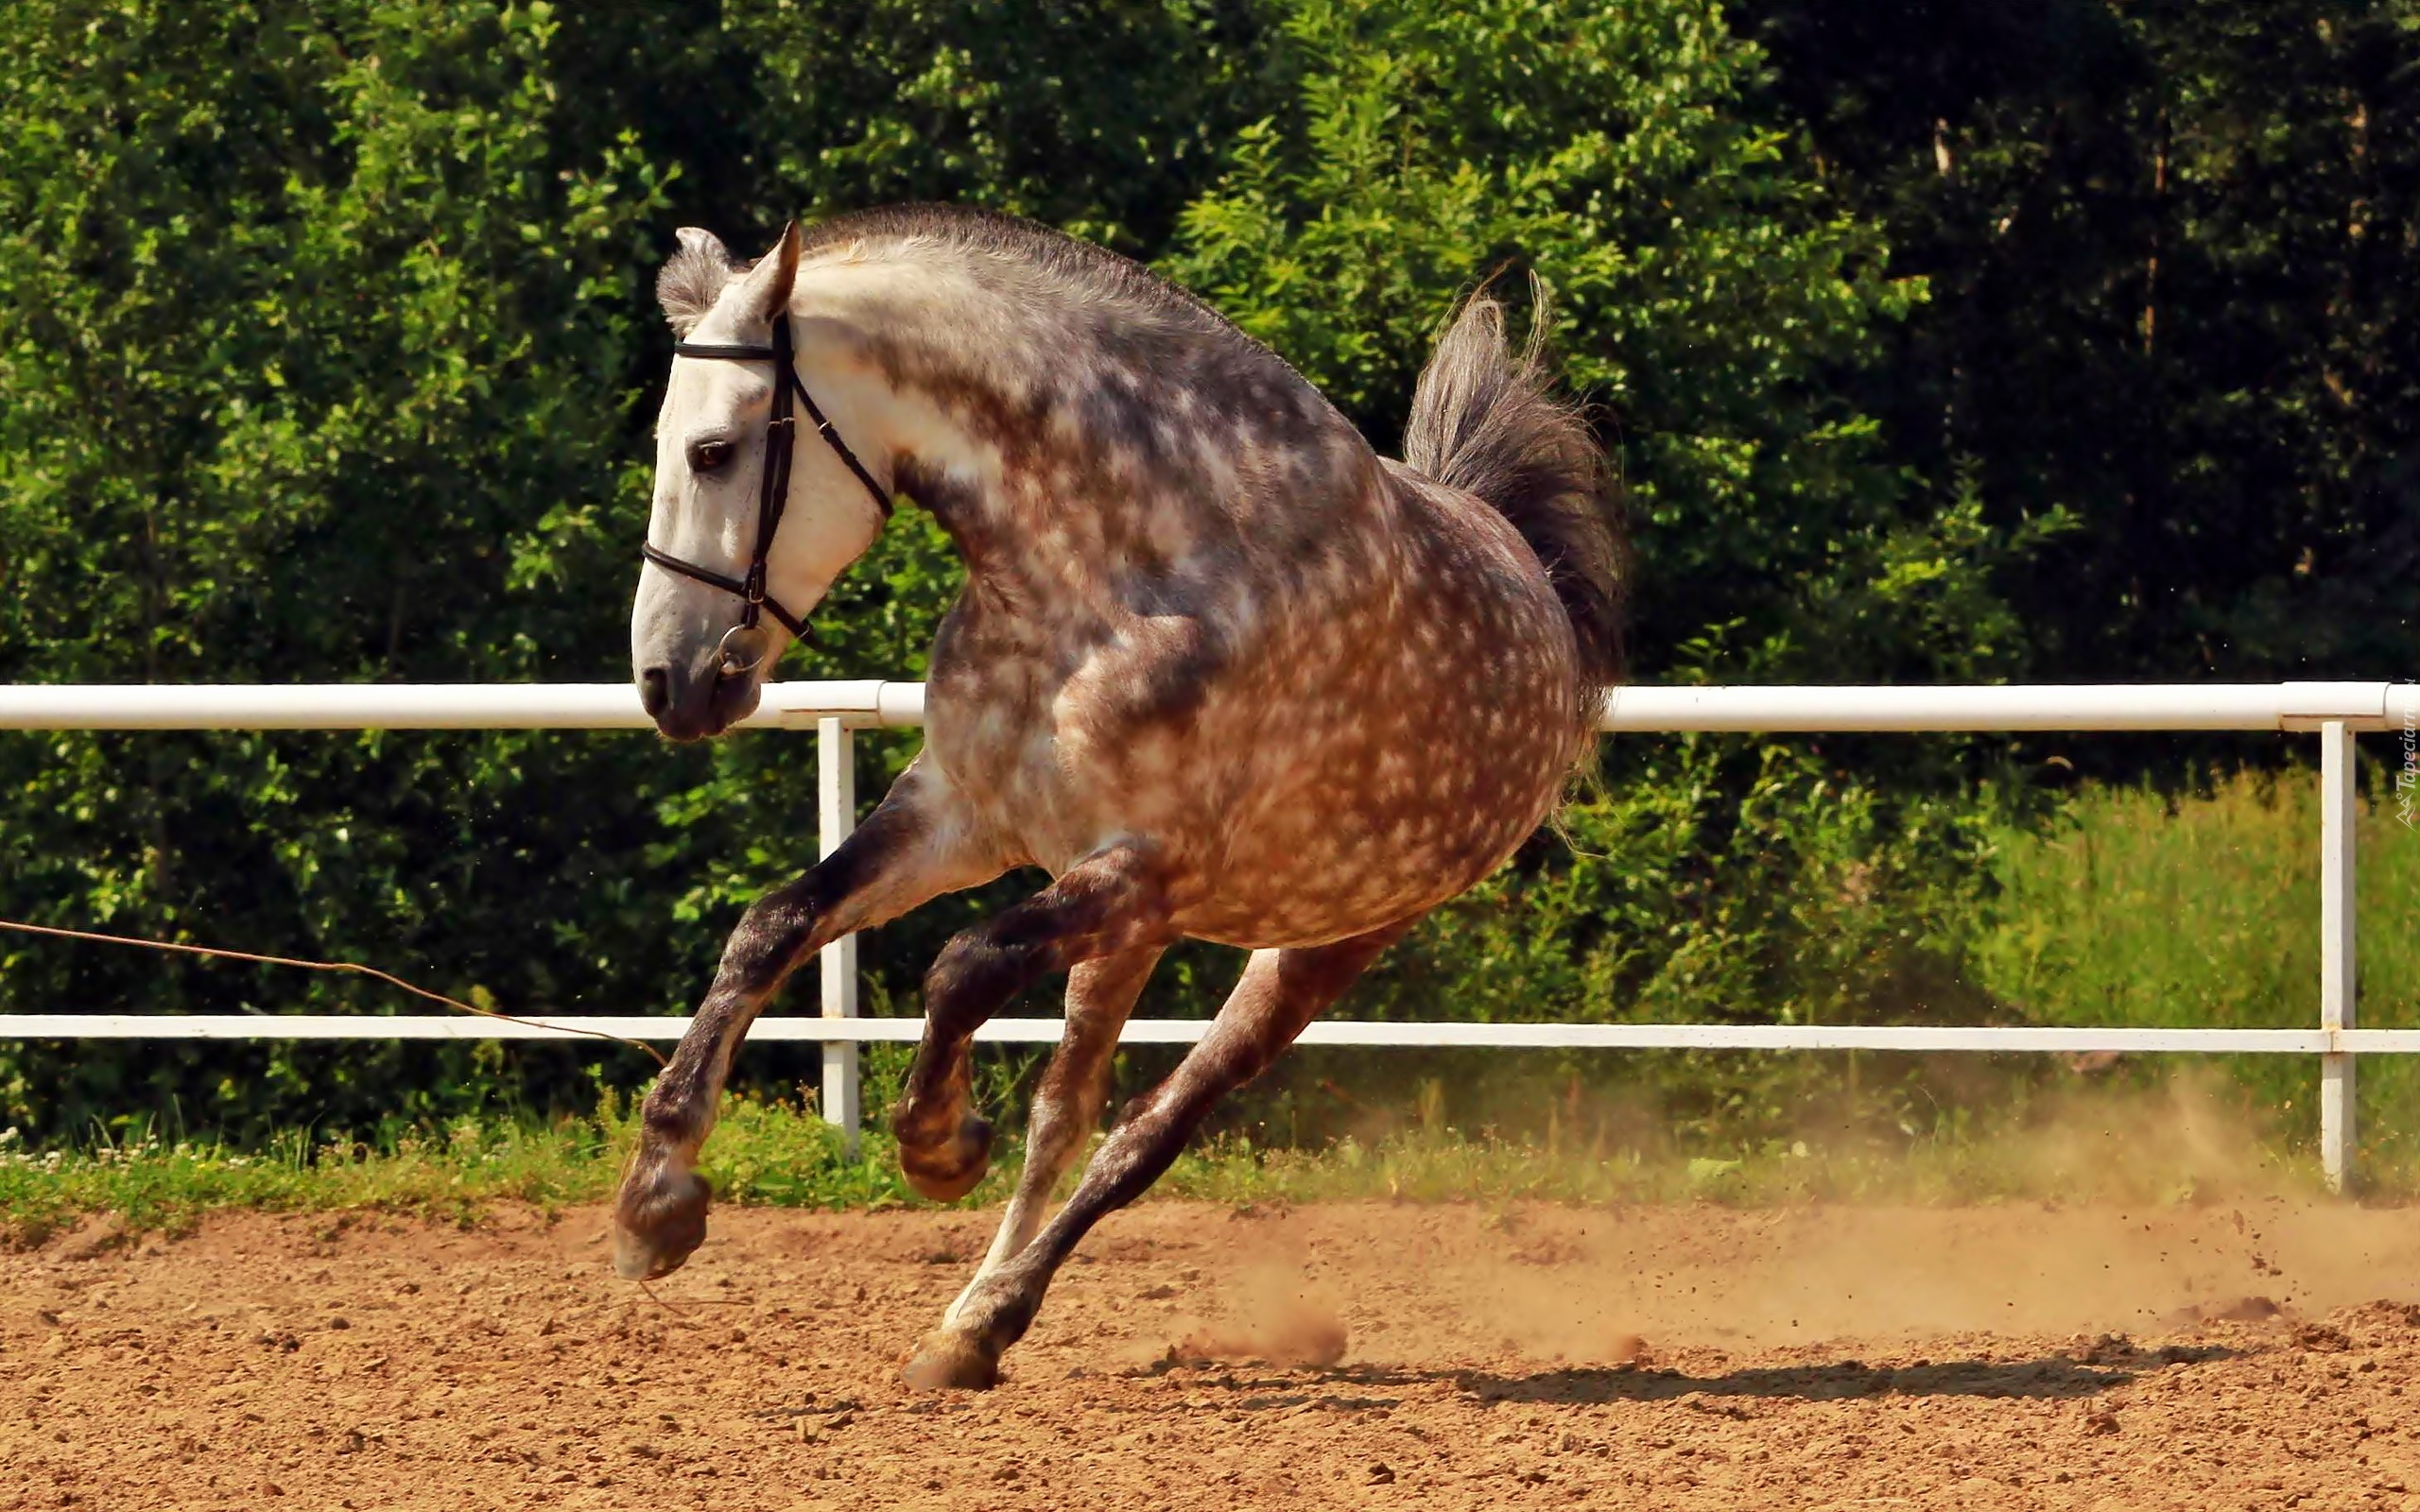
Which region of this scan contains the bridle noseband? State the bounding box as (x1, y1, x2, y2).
(643, 314, 894, 678)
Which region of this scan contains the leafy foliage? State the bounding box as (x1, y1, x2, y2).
(0, 0, 2406, 1151)
(1167, 0, 2040, 683)
(1740, 0, 2420, 688)
(0, 0, 705, 1133)
(1157, 0, 2046, 1137)
(0, 0, 1285, 1137)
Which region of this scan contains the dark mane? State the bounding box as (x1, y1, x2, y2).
(801, 204, 1240, 335)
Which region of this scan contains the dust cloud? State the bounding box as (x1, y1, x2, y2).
(1176, 1076, 2420, 1364)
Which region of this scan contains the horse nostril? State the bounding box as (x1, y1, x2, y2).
(638, 666, 672, 718)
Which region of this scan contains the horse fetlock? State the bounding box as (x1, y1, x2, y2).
(900, 1327, 1003, 1391)
(895, 1110, 994, 1203)
(612, 1159, 713, 1280)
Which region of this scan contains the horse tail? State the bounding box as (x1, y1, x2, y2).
(1403, 283, 1626, 696)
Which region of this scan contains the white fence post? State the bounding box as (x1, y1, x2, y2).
(2320, 719, 2359, 1193)
(817, 716, 860, 1151)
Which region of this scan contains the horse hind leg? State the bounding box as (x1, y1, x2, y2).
(904, 917, 1419, 1390)
(942, 945, 1162, 1327)
(890, 843, 1171, 1203)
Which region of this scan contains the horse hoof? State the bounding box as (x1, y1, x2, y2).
(901, 1331, 1000, 1391)
(612, 1165, 712, 1280)
(898, 1114, 994, 1203)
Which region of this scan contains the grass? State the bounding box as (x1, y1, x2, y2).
(1971, 766, 2420, 1167)
(1975, 767, 2420, 1034)
(0, 1094, 881, 1245)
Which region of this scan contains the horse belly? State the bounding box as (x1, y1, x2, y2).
(1169, 636, 1584, 949)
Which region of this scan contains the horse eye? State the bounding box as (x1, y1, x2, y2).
(688, 438, 735, 472)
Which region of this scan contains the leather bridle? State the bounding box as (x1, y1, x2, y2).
(643, 313, 894, 678)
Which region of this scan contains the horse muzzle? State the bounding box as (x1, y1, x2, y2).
(636, 652, 764, 742)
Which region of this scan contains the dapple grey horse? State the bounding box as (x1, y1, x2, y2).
(614, 206, 1622, 1388)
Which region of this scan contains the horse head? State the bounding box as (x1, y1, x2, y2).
(632, 222, 892, 740)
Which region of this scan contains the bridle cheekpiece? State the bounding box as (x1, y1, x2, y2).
(644, 313, 894, 679)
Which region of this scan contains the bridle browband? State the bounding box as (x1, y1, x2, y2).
(643, 313, 894, 678)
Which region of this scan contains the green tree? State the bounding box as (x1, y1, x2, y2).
(1168, 0, 2047, 688)
(0, 0, 1284, 1137)
(1739, 0, 2420, 689)
(0, 0, 689, 1133)
(17, 0, 2313, 1152)
(1159, 0, 2042, 1141)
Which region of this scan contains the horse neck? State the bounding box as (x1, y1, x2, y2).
(812, 251, 1383, 628)
(823, 284, 1234, 619)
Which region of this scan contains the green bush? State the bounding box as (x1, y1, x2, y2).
(1972, 766, 2420, 1174)
(8, 0, 2397, 1167)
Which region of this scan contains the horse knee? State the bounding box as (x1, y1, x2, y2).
(923, 931, 1022, 1023)
(895, 1108, 994, 1202)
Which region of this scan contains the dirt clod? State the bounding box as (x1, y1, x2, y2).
(2204, 1294, 2284, 1323)
(2293, 1322, 2352, 1351)
(1172, 1303, 1347, 1370)
(50, 1214, 130, 1263)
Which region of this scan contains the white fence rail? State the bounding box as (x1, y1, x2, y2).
(1, 679, 2411, 1189)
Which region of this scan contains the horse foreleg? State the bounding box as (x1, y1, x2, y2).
(944, 945, 1163, 1327)
(890, 843, 1171, 1203)
(903, 918, 1418, 1389)
(614, 759, 1000, 1281)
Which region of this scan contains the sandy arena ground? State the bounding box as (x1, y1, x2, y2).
(9, 1197, 2420, 1509)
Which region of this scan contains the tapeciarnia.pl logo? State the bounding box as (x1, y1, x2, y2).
(2398, 705, 2417, 829)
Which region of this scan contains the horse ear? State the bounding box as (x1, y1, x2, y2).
(743, 220, 803, 326)
(658, 227, 736, 337)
